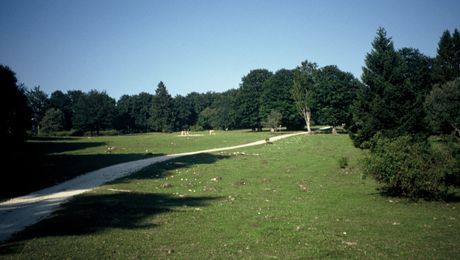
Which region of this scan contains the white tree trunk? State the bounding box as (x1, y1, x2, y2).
(304, 110, 311, 133)
(332, 125, 337, 135)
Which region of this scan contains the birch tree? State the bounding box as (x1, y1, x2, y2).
(291, 60, 317, 133)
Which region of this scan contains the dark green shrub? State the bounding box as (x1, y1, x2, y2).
(338, 156, 349, 169)
(364, 135, 455, 199)
(434, 135, 460, 187)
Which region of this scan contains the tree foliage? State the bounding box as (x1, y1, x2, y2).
(72, 90, 116, 135)
(424, 79, 460, 136)
(260, 69, 303, 130)
(291, 60, 317, 132)
(40, 108, 65, 133)
(432, 29, 460, 84)
(262, 110, 282, 130)
(236, 69, 273, 130)
(364, 135, 456, 199)
(49, 90, 73, 130)
(312, 65, 361, 133)
(350, 27, 431, 147)
(0, 65, 29, 144)
(26, 86, 49, 132)
(149, 82, 175, 132)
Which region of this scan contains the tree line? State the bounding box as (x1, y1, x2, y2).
(1, 62, 361, 136)
(1, 27, 458, 140)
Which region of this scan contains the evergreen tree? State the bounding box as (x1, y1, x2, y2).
(432, 29, 460, 84)
(453, 29, 460, 77)
(149, 81, 175, 132)
(350, 27, 409, 147)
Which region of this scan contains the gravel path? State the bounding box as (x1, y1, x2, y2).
(0, 132, 305, 242)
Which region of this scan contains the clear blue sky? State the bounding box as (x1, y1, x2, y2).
(1, 0, 459, 100)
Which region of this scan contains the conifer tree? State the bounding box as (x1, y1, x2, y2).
(350, 27, 419, 147)
(149, 81, 175, 132)
(432, 30, 457, 84)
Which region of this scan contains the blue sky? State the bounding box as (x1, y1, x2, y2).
(1, 0, 459, 100)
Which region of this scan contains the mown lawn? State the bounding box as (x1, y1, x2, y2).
(1, 134, 459, 258)
(2, 130, 270, 200)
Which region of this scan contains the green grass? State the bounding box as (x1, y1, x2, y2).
(1, 130, 271, 200)
(1, 134, 459, 258)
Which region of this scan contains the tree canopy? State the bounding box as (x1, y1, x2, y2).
(149, 82, 174, 132)
(349, 27, 433, 147)
(0, 65, 29, 144)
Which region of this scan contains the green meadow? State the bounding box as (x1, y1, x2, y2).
(1, 133, 459, 258)
(2, 130, 270, 200)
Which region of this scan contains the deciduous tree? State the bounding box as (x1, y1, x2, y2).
(236, 69, 273, 130)
(73, 90, 116, 135)
(313, 65, 361, 134)
(291, 61, 317, 132)
(424, 79, 460, 136)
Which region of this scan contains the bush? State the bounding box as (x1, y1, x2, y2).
(338, 156, 349, 169)
(433, 135, 460, 187)
(364, 135, 456, 199)
(40, 108, 65, 134)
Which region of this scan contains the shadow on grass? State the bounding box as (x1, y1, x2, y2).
(0, 191, 221, 255)
(1, 137, 164, 200)
(26, 138, 106, 154)
(0, 152, 230, 255)
(1, 153, 162, 200)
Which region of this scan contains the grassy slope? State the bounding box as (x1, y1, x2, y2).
(1, 134, 459, 258)
(2, 130, 270, 200)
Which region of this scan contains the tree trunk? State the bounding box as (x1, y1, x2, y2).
(305, 110, 311, 133)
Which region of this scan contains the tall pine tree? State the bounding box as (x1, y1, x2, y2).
(350, 27, 428, 147)
(432, 30, 457, 84)
(149, 82, 175, 132)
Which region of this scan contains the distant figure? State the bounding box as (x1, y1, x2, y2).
(209, 130, 215, 135)
(270, 128, 275, 133)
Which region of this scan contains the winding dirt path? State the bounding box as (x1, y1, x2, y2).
(0, 132, 305, 242)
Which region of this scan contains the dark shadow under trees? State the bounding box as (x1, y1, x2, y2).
(0, 152, 229, 255)
(0, 138, 161, 200)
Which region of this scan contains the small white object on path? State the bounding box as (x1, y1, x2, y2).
(0, 132, 305, 242)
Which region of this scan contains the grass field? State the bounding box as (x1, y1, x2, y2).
(2, 130, 271, 200)
(1, 134, 459, 258)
